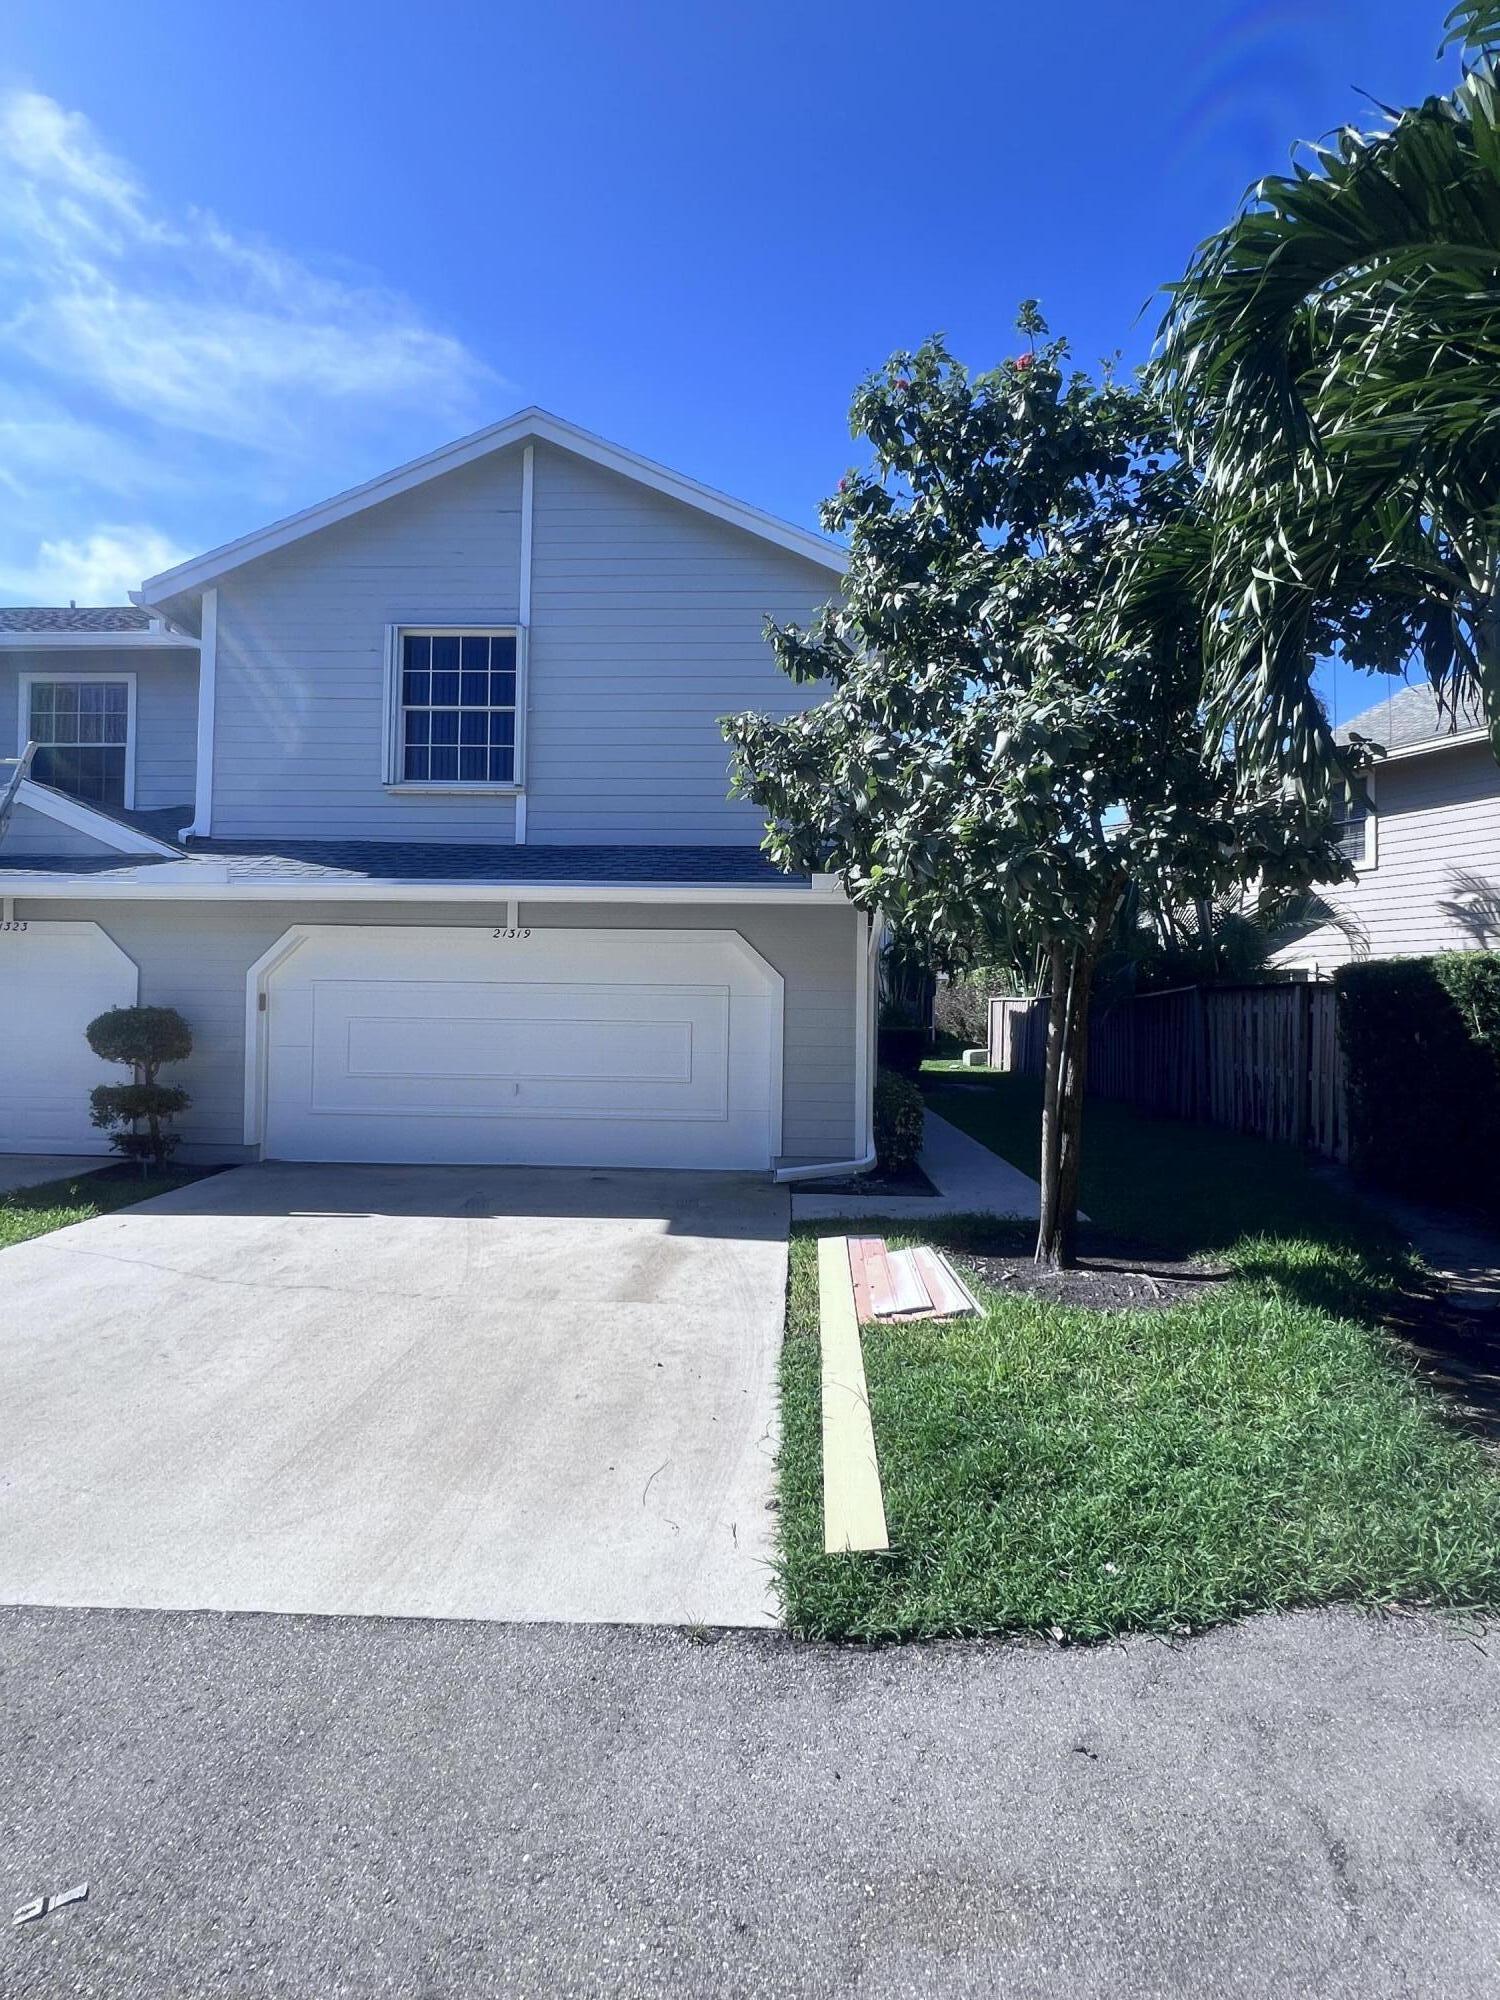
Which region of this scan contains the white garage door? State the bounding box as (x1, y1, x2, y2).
(258, 926, 781, 1169)
(0, 921, 138, 1153)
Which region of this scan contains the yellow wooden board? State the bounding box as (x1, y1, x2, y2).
(818, 1235, 890, 1554)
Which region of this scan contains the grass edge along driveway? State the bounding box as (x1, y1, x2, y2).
(0, 1167, 207, 1253)
(777, 1072, 1500, 1643)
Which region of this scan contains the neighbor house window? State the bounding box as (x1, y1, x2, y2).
(1332, 776, 1375, 868)
(393, 630, 519, 786)
(20, 676, 133, 808)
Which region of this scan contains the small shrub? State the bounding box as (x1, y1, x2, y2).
(874, 1066, 925, 1173)
(877, 1023, 929, 1075)
(1336, 955, 1500, 1211)
(86, 1005, 193, 1171)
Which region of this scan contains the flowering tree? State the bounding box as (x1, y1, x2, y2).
(725, 318, 1344, 1265)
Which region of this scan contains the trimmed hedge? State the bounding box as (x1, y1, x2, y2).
(874, 1067, 925, 1173)
(1335, 955, 1500, 1210)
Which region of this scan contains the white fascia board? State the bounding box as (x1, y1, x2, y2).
(0, 874, 840, 905)
(1368, 726, 1491, 765)
(138, 407, 847, 604)
(12, 781, 181, 856)
(0, 630, 199, 650)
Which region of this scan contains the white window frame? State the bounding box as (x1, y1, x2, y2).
(1333, 770, 1377, 872)
(382, 624, 527, 795)
(17, 671, 138, 811)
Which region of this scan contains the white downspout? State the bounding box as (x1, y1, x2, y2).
(514, 442, 533, 844)
(181, 586, 217, 842)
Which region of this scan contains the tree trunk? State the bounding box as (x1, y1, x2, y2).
(1034, 877, 1128, 1270)
(1035, 941, 1070, 1264)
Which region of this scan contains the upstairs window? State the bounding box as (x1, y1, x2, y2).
(392, 629, 520, 787)
(1332, 776, 1375, 869)
(21, 675, 133, 808)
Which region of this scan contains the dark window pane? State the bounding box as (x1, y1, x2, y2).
(404, 709, 429, 746)
(78, 710, 102, 744)
(431, 670, 459, 705)
(460, 671, 488, 706)
(459, 711, 487, 745)
(430, 709, 459, 746)
(490, 635, 517, 671)
(461, 635, 488, 672)
(489, 672, 516, 708)
(103, 684, 128, 715)
(403, 670, 429, 706)
(431, 635, 460, 673)
(430, 745, 458, 782)
(403, 743, 429, 782)
(459, 746, 487, 781)
(79, 683, 103, 714)
(488, 747, 514, 783)
(489, 711, 515, 748)
(403, 634, 431, 672)
(33, 744, 125, 807)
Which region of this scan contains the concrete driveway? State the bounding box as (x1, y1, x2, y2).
(0, 1163, 787, 1627)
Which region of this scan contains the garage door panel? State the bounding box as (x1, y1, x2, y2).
(0, 923, 138, 1154)
(261, 927, 777, 1168)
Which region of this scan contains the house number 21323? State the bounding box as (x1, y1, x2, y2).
(492, 927, 532, 940)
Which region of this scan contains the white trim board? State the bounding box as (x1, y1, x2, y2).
(8, 780, 179, 857)
(2, 874, 839, 905)
(138, 407, 847, 604)
(0, 630, 199, 651)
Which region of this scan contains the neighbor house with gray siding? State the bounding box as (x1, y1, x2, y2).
(1272, 683, 1500, 973)
(0, 411, 873, 1175)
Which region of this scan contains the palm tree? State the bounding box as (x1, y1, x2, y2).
(1156, 4, 1500, 786)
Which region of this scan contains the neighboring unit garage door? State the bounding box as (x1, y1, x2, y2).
(0, 921, 138, 1153)
(257, 926, 782, 1169)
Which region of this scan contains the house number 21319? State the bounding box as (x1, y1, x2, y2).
(492, 927, 532, 940)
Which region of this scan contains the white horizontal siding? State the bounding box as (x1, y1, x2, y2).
(210, 450, 525, 841)
(11, 898, 859, 1163)
(204, 438, 833, 846)
(1273, 742, 1500, 968)
(525, 444, 829, 844)
(0, 645, 197, 813)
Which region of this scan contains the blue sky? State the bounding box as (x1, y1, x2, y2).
(2, 0, 1460, 725)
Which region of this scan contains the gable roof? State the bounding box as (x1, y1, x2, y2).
(137, 407, 847, 606)
(1337, 681, 1488, 756)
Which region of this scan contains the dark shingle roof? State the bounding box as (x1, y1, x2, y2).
(0, 839, 810, 889)
(0, 605, 153, 633)
(1337, 681, 1486, 752)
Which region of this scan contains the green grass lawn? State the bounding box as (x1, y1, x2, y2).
(0, 1165, 208, 1252)
(778, 1070, 1500, 1642)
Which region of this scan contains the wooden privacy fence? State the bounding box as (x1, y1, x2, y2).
(988, 983, 1348, 1161)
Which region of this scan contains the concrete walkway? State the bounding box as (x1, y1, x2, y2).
(0, 1162, 787, 1629)
(0, 1155, 107, 1198)
(794, 1110, 1044, 1224)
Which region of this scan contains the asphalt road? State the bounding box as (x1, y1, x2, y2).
(2, 1604, 1496, 1997)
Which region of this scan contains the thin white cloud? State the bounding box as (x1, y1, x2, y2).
(0, 88, 499, 605)
(0, 526, 190, 604)
(0, 88, 492, 451)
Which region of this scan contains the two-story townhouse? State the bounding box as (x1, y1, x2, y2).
(0, 412, 874, 1176)
(1271, 682, 1500, 973)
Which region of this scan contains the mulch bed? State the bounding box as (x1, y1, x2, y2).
(958, 1235, 1230, 1312)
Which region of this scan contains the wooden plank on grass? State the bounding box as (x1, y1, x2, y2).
(818, 1235, 890, 1554)
(909, 1246, 978, 1319)
(879, 1248, 934, 1317)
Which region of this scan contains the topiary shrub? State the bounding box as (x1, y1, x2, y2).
(85, 1005, 193, 1171)
(1335, 955, 1500, 1211)
(873, 1066, 925, 1173)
